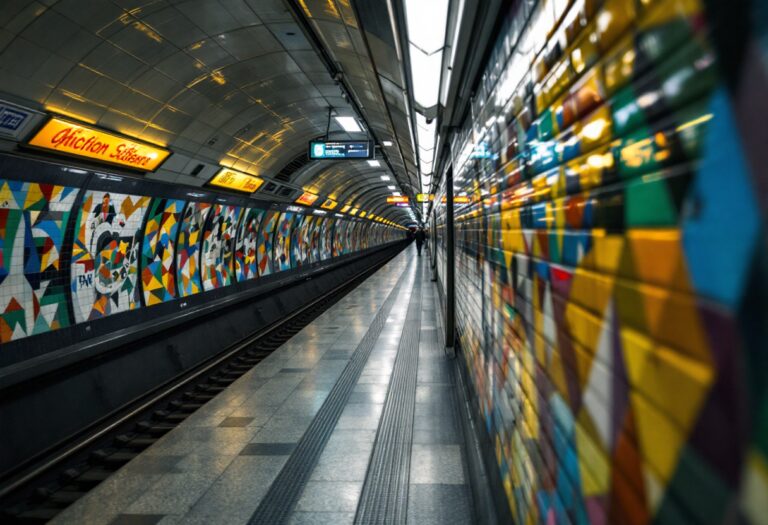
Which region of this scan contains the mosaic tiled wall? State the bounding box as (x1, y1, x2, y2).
(141, 198, 184, 306)
(0, 163, 402, 351)
(257, 210, 280, 277)
(201, 204, 242, 291)
(434, 0, 768, 523)
(311, 217, 324, 263)
(321, 217, 335, 260)
(234, 207, 264, 283)
(176, 201, 211, 297)
(71, 190, 149, 322)
(274, 212, 295, 272)
(291, 215, 307, 268)
(0, 181, 77, 341)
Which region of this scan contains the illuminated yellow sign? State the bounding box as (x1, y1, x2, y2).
(350, 208, 359, 216)
(359, 211, 367, 218)
(387, 196, 409, 204)
(28, 117, 170, 171)
(208, 168, 264, 193)
(296, 192, 319, 206)
(416, 193, 434, 202)
(321, 198, 338, 210)
(340, 204, 351, 213)
(440, 195, 471, 204)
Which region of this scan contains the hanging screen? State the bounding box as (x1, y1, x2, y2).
(308, 140, 373, 160)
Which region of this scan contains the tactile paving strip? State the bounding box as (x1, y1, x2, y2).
(248, 261, 413, 525)
(355, 264, 423, 524)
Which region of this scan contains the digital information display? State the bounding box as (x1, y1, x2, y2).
(309, 140, 373, 160)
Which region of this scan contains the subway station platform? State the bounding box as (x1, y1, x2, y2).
(50, 245, 476, 525)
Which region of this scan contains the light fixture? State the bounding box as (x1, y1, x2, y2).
(313, 209, 327, 215)
(393, 192, 401, 196)
(409, 45, 443, 109)
(442, 0, 466, 106)
(387, 185, 396, 190)
(380, 175, 390, 181)
(382, 140, 394, 146)
(404, 0, 449, 109)
(334, 116, 362, 132)
(367, 160, 381, 167)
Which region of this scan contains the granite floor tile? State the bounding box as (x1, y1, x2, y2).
(50, 471, 164, 525)
(295, 481, 363, 513)
(346, 390, 388, 404)
(218, 416, 255, 428)
(240, 442, 296, 456)
(110, 514, 165, 525)
(322, 429, 377, 455)
(287, 512, 355, 525)
(310, 451, 372, 482)
(179, 455, 288, 524)
(406, 484, 473, 525)
(122, 455, 184, 475)
(410, 444, 465, 485)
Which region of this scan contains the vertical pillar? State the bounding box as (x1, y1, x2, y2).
(445, 165, 455, 353)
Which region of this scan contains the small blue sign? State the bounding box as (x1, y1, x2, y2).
(0, 106, 28, 132)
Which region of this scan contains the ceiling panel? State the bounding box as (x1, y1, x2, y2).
(0, 0, 413, 224)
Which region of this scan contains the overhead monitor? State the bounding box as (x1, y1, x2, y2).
(309, 140, 374, 160)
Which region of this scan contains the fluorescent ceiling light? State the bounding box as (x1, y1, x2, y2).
(382, 140, 394, 146)
(393, 192, 401, 196)
(409, 45, 443, 109)
(380, 175, 391, 181)
(387, 185, 396, 190)
(335, 116, 362, 132)
(449, 0, 466, 65)
(367, 160, 381, 167)
(404, 0, 448, 54)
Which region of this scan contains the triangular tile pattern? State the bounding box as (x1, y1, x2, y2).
(443, 0, 768, 523)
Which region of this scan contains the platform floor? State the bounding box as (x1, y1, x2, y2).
(51, 245, 475, 525)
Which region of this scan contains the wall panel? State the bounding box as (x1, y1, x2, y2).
(71, 190, 149, 322)
(201, 204, 242, 291)
(234, 207, 264, 283)
(176, 201, 211, 297)
(434, 0, 768, 523)
(0, 180, 77, 342)
(140, 198, 184, 306)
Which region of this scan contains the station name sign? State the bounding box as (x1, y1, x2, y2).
(309, 140, 373, 160)
(208, 168, 264, 193)
(387, 196, 409, 204)
(296, 192, 320, 206)
(28, 117, 170, 171)
(441, 195, 471, 204)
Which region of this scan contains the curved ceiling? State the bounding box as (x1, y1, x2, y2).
(0, 0, 418, 225)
